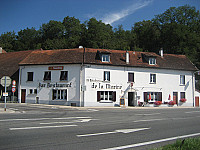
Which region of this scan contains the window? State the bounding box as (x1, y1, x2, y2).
(97, 91, 116, 102)
(150, 74, 156, 83)
(52, 89, 67, 100)
(102, 54, 110, 62)
(128, 72, 134, 82)
(149, 57, 156, 65)
(34, 89, 37, 94)
(44, 71, 51, 81)
(29, 89, 37, 95)
(144, 92, 162, 102)
(104, 71, 110, 81)
(29, 89, 33, 94)
(27, 72, 33, 81)
(60, 71, 68, 81)
(180, 75, 185, 85)
(180, 92, 185, 99)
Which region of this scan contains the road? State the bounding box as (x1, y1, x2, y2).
(0, 103, 200, 150)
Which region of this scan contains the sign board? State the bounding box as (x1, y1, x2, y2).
(48, 66, 63, 70)
(0, 76, 11, 87)
(3, 92, 8, 97)
(12, 87, 16, 93)
(120, 98, 125, 105)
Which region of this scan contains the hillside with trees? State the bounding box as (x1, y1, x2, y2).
(0, 5, 200, 71)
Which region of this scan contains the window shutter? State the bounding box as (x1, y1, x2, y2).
(112, 91, 116, 102)
(104, 72, 106, 81)
(97, 91, 101, 102)
(144, 92, 147, 102)
(158, 92, 162, 101)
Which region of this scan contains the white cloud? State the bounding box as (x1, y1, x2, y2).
(101, 0, 153, 25)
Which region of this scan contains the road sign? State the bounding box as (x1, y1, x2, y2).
(1, 76, 11, 87)
(12, 80, 16, 86)
(3, 92, 8, 96)
(12, 87, 16, 93)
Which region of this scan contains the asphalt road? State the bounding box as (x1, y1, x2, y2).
(0, 104, 200, 150)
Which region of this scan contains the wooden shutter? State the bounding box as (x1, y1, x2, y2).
(158, 92, 162, 101)
(144, 92, 147, 102)
(97, 91, 101, 102)
(112, 91, 116, 102)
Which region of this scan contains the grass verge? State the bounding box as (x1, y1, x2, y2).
(153, 137, 200, 150)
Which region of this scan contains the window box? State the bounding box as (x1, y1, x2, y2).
(180, 98, 187, 102)
(154, 101, 162, 106)
(168, 101, 175, 105)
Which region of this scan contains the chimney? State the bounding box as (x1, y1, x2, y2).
(126, 51, 129, 64)
(0, 47, 2, 53)
(159, 48, 163, 57)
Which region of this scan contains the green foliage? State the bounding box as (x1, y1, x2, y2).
(153, 137, 200, 150)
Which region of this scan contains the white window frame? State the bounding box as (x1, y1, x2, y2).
(102, 54, 110, 62)
(52, 89, 67, 100)
(180, 75, 185, 85)
(60, 71, 68, 81)
(104, 71, 110, 81)
(149, 57, 156, 65)
(100, 91, 113, 101)
(150, 74, 156, 83)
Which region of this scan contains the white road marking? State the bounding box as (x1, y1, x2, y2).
(101, 132, 200, 150)
(0, 117, 91, 122)
(185, 111, 200, 114)
(135, 113, 161, 116)
(40, 119, 99, 125)
(77, 128, 150, 137)
(133, 119, 165, 123)
(10, 124, 77, 130)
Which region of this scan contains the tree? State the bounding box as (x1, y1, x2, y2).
(86, 18, 114, 49)
(63, 16, 85, 48)
(133, 20, 161, 52)
(0, 31, 16, 51)
(16, 27, 40, 50)
(40, 20, 65, 41)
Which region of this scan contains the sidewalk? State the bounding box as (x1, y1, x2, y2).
(0, 108, 16, 113)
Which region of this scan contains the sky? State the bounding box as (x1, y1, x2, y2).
(0, 0, 200, 35)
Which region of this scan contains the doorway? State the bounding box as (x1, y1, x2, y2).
(21, 89, 26, 103)
(128, 92, 137, 106)
(173, 92, 178, 105)
(195, 97, 199, 107)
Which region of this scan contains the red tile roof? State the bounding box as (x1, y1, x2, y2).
(0, 50, 33, 78)
(1, 48, 197, 75)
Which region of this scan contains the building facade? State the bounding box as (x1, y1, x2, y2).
(18, 48, 199, 107)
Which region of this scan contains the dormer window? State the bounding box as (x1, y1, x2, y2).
(101, 54, 110, 62)
(149, 57, 156, 65)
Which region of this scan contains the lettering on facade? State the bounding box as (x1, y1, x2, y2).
(91, 83, 122, 90)
(39, 82, 72, 88)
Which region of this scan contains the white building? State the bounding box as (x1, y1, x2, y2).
(18, 48, 199, 107)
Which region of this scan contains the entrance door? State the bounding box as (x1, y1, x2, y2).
(21, 89, 26, 103)
(128, 92, 136, 106)
(195, 97, 199, 107)
(173, 92, 178, 105)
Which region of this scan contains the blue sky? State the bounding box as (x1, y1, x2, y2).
(0, 0, 200, 35)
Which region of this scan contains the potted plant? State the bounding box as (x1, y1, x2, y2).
(180, 98, 187, 103)
(154, 101, 162, 106)
(168, 101, 175, 106)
